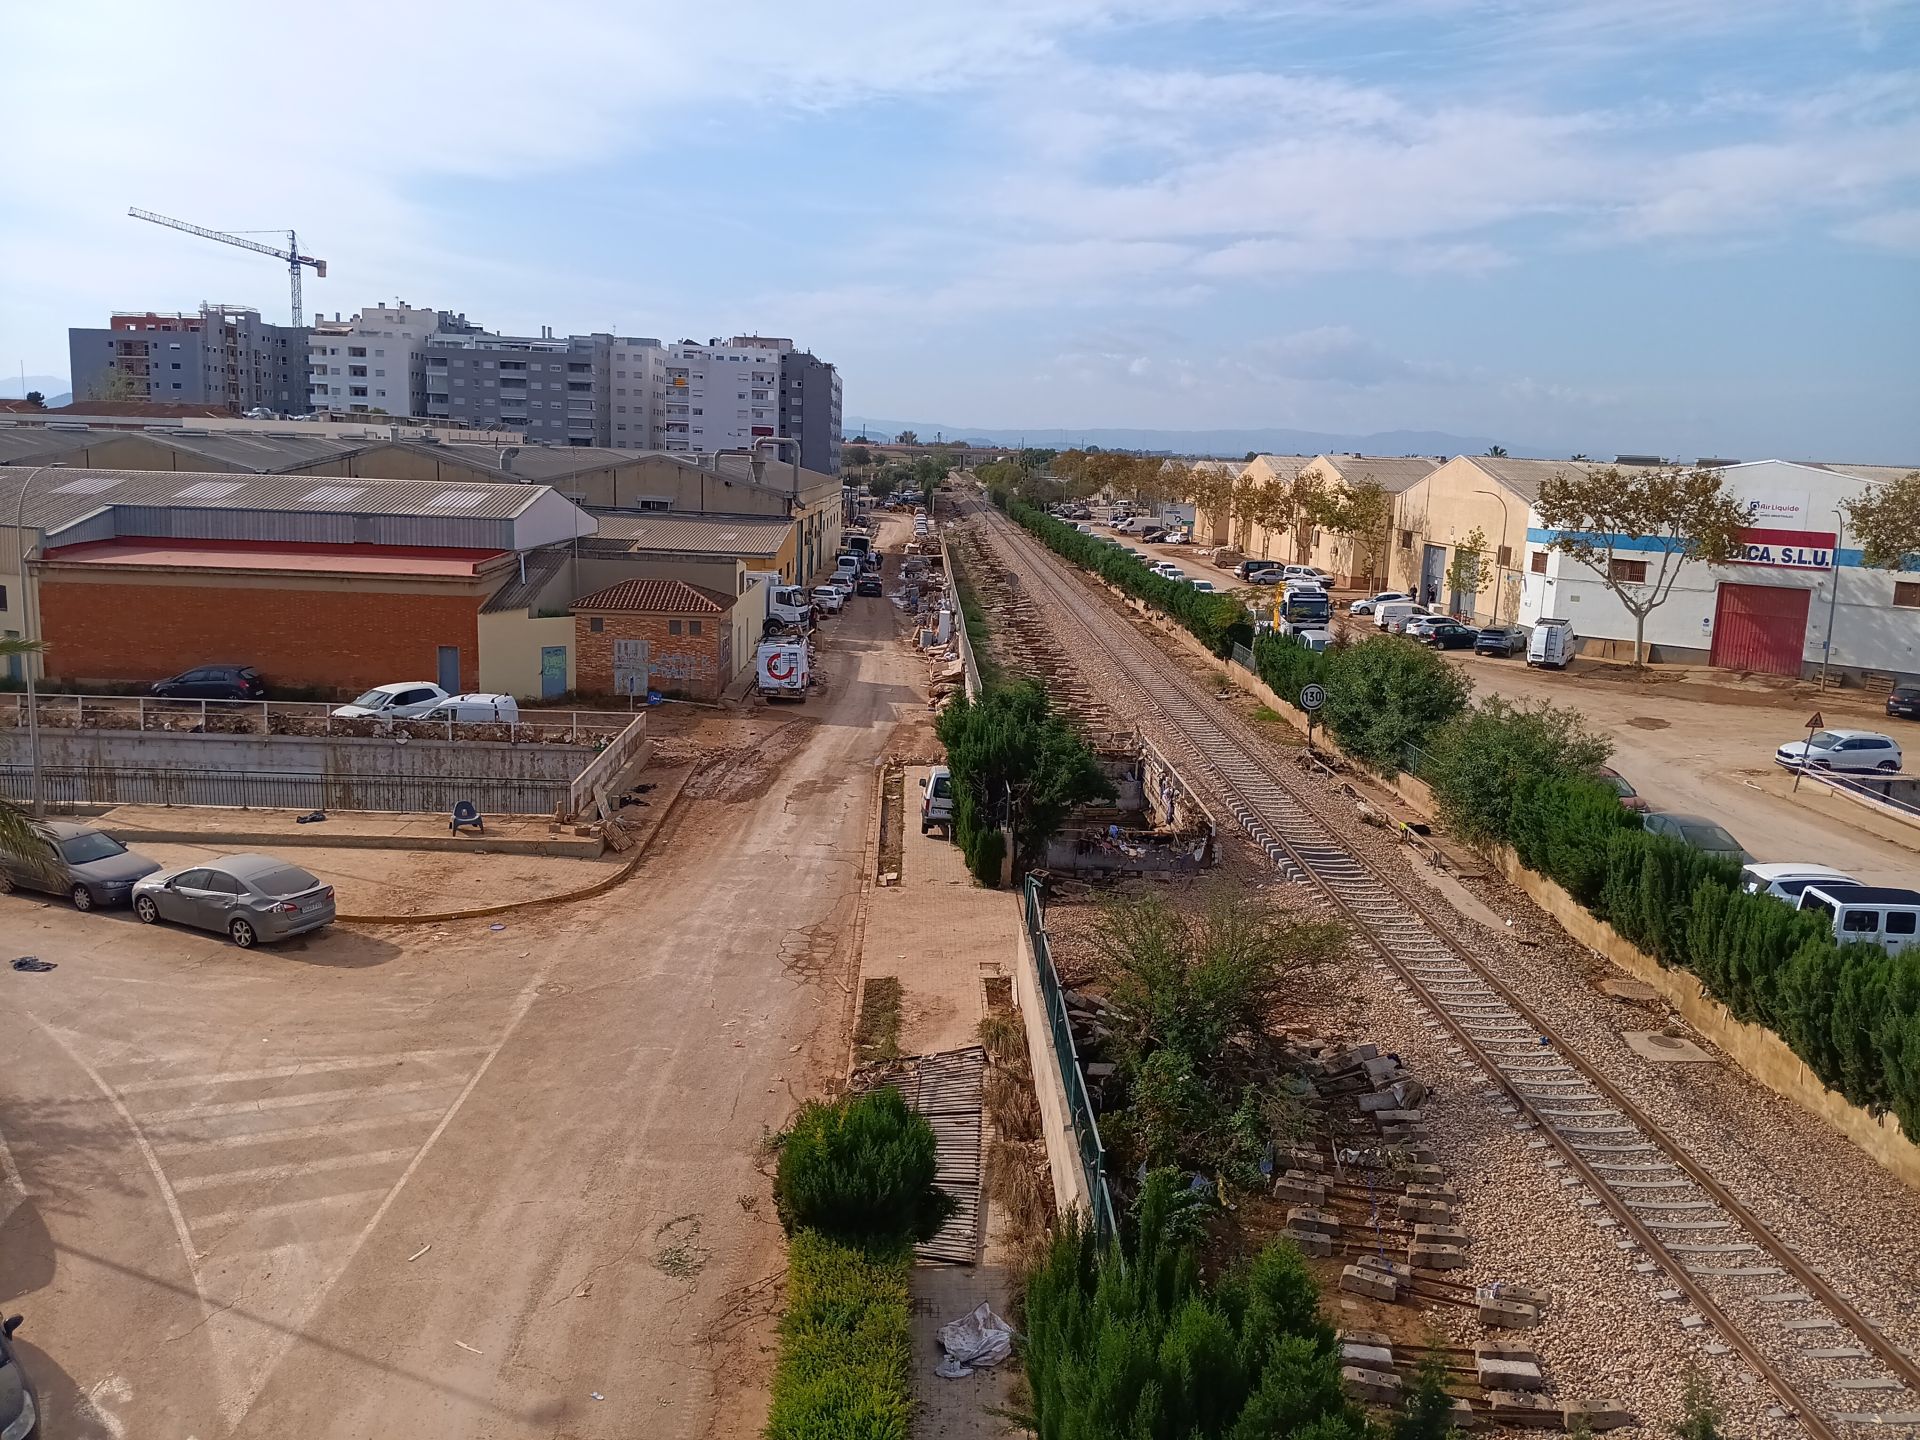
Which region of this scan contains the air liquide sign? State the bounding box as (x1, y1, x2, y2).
(1737, 527, 1835, 570)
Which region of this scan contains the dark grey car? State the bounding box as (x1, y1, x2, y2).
(132, 854, 336, 948)
(0, 1314, 36, 1440)
(0, 821, 161, 911)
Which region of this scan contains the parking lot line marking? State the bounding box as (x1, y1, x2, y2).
(170, 1147, 419, 1193)
(137, 1077, 466, 1125)
(187, 1186, 391, 1233)
(152, 1108, 448, 1155)
(114, 1047, 492, 1096)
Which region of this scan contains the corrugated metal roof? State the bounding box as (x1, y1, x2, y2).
(1809, 462, 1919, 485)
(571, 578, 732, 614)
(586, 509, 792, 554)
(135, 429, 375, 472)
(1314, 455, 1441, 493)
(481, 548, 570, 614)
(7, 466, 550, 534)
(0, 427, 104, 465)
(1461, 456, 1663, 502)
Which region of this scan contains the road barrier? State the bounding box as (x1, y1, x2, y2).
(0, 763, 570, 816)
(1022, 875, 1118, 1246)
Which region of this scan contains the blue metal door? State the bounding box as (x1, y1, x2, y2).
(539, 645, 567, 699)
(436, 646, 460, 692)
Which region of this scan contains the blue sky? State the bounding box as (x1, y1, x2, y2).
(4, 1, 1917, 459)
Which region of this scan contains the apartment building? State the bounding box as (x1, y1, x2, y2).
(307, 302, 443, 416)
(608, 336, 666, 448)
(69, 305, 310, 413)
(653, 338, 782, 455)
(777, 347, 842, 476)
(423, 328, 611, 444)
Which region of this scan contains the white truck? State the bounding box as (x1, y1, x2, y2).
(1527, 617, 1573, 669)
(756, 641, 811, 701)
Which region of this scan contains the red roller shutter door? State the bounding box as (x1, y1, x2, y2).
(1710, 583, 1809, 676)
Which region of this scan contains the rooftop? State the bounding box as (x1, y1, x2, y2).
(571, 578, 733, 614)
(1314, 455, 1442, 492)
(585, 510, 793, 555)
(39, 539, 499, 579)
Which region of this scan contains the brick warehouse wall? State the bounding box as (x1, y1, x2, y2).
(574, 610, 734, 701)
(38, 576, 481, 697)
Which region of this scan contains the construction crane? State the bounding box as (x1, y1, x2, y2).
(127, 207, 326, 327)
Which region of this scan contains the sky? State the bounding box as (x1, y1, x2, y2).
(3, 1, 1917, 460)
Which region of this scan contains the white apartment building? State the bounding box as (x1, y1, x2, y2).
(608, 336, 666, 448)
(308, 302, 442, 416)
(659, 338, 783, 454)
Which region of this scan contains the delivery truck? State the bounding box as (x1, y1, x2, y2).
(756, 641, 811, 701)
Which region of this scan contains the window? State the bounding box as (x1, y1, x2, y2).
(1889, 912, 1917, 936)
(1530, 550, 1548, 574)
(348, 346, 367, 357)
(374, 369, 385, 377)
(349, 365, 368, 377)
(1398, 530, 1413, 549)
(349, 386, 369, 397)
(689, 620, 703, 636)
(669, 619, 683, 635)
(1842, 909, 1881, 934)
(375, 349, 385, 357)
(0, 585, 7, 610)
(589, 616, 604, 633)
(171, 362, 181, 370)
(1497, 545, 1512, 568)
(1609, 558, 1649, 583)
(1895, 582, 1920, 609)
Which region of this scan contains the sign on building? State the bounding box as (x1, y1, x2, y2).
(612, 637, 649, 696)
(1735, 527, 1835, 570)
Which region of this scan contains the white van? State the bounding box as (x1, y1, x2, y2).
(1528, 617, 1573, 669)
(1796, 883, 1920, 954)
(1740, 862, 1862, 903)
(920, 765, 954, 837)
(1373, 600, 1422, 631)
(423, 693, 520, 725)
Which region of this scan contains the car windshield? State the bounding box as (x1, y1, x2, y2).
(1681, 823, 1736, 849)
(1807, 731, 1842, 749)
(247, 865, 322, 897)
(350, 689, 395, 709)
(1603, 775, 1635, 797)
(60, 832, 127, 864)
(930, 775, 951, 798)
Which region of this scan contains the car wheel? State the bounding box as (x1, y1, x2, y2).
(134, 894, 160, 924)
(1877, 760, 1899, 772)
(229, 917, 258, 949)
(71, 884, 95, 912)
(0, 871, 13, 895)
(920, 821, 930, 834)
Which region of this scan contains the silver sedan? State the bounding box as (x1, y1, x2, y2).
(132, 854, 336, 948)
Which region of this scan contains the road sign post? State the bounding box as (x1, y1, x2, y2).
(1299, 684, 1326, 758)
(1792, 710, 1823, 792)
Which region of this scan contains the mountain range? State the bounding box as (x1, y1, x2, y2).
(839, 419, 1546, 460)
(1, 374, 72, 405)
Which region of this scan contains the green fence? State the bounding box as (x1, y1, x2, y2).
(1022, 875, 1118, 1246)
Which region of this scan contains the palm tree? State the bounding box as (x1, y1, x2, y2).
(0, 637, 57, 885)
(1485, 445, 1508, 458)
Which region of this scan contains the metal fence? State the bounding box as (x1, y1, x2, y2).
(1231, 641, 1257, 673)
(1023, 875, 1119, 1246)
(0, 692, 636, 743)
(0, 765, 570, 816)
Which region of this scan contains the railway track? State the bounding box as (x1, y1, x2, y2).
(967, 496, 1920, 1438)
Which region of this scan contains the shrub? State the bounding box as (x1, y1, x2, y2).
(1319, 637, 1472, 772)
(1424, 697, 1611, 845)
(764, 1229, 914, 1440)
(775, 1087, 957, 1245)
(1507, 775, 1641, 906)
(1022, 1172, 1364, 1440)
(1253, 629, 1329, 709)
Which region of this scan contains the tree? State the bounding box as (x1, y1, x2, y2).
(843, 443, 871, 471)
(1534, 465, 1752, 665)
(1842, 470, 1920, 571)
(1443, 526, 1492, 613)
(1311, 478, 1393, 585)
(1321, 638, 1473, 773)
(23, 390, 45, 409)
(0, 639, 60, 887)
(1484, 445, 1508, 458)
(89, 367, 145, 403)
(1392, 1343, 1461, 1440)
(894, 430, 918, 446)
(867, 473, 895, 500)
(1423, 697, 1612, 845)
(1185, 464, 1238, 545)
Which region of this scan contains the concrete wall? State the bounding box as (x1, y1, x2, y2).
(1012, 906, 1094, 1220)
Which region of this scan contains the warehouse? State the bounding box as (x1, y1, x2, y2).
(1517, 459, 1920, 681)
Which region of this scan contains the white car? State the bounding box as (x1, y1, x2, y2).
(1188, 579, 1216, 593)
(1774, 729, 1903, 773)
(1348, 591, 1411, 616)
(331, 682, 450, 720)
(1152, 562, 1184, 580)
(1739, 862, 1863, 903)
(811, 585, 846, 614)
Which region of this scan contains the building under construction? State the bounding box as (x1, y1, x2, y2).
(68, 305, 311, 413)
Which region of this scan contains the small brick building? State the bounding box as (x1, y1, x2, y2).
(572, 578, 740, 701)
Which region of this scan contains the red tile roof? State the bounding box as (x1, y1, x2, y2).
(571, 578, 732, 614)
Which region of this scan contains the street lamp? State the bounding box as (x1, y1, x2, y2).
(12, 463, 64, 817)
(1474, 487, 1513, 622)
(1820, 506, 1845, 689)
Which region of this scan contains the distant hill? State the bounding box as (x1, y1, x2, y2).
(0, 374, 71, 404)
(841, 419, 1531, 459)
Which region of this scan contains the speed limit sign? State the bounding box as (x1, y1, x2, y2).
(1299, 683, 1326, 712)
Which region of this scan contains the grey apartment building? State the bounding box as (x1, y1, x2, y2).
(69, 305, 310, 412)
(778, 349, 843, 476)
(422, 329, 612, 445)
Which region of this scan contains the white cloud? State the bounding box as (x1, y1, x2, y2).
(1836, 206, 1920, 253)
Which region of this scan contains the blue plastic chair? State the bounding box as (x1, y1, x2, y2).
(450, 800, 484, 834)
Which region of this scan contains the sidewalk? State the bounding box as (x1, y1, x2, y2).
(855, 765, 1023, 1435)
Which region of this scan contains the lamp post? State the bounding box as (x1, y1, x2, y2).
(1474, 487, 1513, 623)
(1820, 507, 1845, 689)
(12, 463, 62, 817)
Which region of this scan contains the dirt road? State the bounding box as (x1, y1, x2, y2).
(0, 582, 917, 1437)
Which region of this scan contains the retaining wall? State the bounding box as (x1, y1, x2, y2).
(1012, 911, 1094, 1219)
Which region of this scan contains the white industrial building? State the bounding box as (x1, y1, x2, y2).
(1517, 459, 1919, 681)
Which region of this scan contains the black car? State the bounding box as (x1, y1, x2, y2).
(150, 664, 268, 700)
(855, 575, 883, 597)
(1420, 621, 1479, 650)
(1474, 625, 1527, 657)
(0, 1314, 36, 1440)
(1889, 683, 1920, 721)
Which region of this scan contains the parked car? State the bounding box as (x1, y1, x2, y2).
(1243, 567, 1286, 585)
(150, 664, 267, 701)
(1373, 601, 1429, 631)
(1138, 528, 1168, 543)
(1474, 625, 1528, 658)
(920, 765, 953, 838)
(1402, 614, 1446, 637)
(132, 854, 336, 948)
(1349, 592, 1410, 616)
(1282, 565, 1330, 584)
(331, 681, 450, 720)
(1594, 765, 1651, 812)
(855, 574, 883, 597)
(1188, 579, 1217, 593)
(1159, 528, 1189, 544)
(1739, 861, 1862, 903)
(1885, 682, 1920, 721)
(0, 1313, 36, 1440)
(1642, 812, 1752, 865)
(1773, 728, 1903, 773)
(0, 820, 161, 911)
(420, 693, 520, 725)
(811, 585, 845, 615)
(1796, 883, 1920, 955)
(1527, 617, 1573, 669)
(1418, 620, 1479, 650)
(1152, 562, 1185, 580)
(1234, 558, 1281, 580)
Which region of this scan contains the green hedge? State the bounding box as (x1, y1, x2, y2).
(775, 1087, 957, 1245)
(1006, 497, 1253, 655)
(765, 1230, 914, 1440)
(1253, 631, 1470, 775)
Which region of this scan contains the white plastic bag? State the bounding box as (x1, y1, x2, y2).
(936, 1302, 1015, 1377)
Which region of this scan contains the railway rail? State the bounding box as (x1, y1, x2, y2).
(964, 495, 1920, 1438)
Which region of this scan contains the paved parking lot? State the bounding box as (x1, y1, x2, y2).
(0, 590, 916, 1438)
